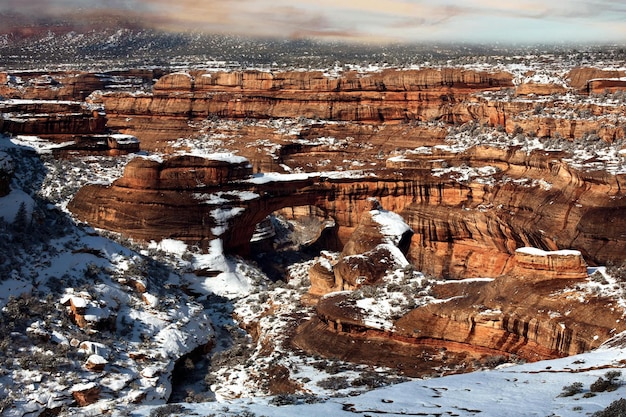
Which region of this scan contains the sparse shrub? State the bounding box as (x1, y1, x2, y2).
(317, 376, 350, 391)
(559, 381, 584, 397)
(269, 393, 299, 406)
(0, 395, 13, 414)
(149, 404, 186, 417)
(607, 262, 626, 283)
(593, 398, 626, 417)
(591, 270, 609, 285)
(269, 393, 322, 406)
(591, 371, 622, 392)
(483, 355, 507, 368)
(351, 370, 389, 389)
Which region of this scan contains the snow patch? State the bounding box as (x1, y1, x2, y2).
(516, 247, 582, 257)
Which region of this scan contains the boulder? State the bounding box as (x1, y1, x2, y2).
(70, 383, 100, 406)
(84, 354, 108, 372)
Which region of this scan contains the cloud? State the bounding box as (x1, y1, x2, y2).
(2, 0, 625, 43)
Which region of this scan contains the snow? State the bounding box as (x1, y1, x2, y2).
(130, 343, 626, 417)
(69, 296, 87, 309)
(182, 151, 250, 165)
(210, 206, 245, 236)
(193, 190, 260, 204)
(189, 238, 259, 298)
(9, 135, 75, 154)
(516, 247, 582, 257)
(370, 208, 412, 246)
(4, 54, 626, 417)
(0, 279, 33, 308)
(69, 382, 97, 393)
(109, 133, 139, 144)
(86, 354, 108, 365)
(246, 170, 374, 185)
(149, 238, 188, 255)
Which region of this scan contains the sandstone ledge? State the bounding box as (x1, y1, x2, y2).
(512, 247, 588, 281)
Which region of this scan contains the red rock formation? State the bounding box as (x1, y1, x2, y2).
(308, 199, 412, 296)
(393, 248, 620, 359)
(0, 100, 107, 137)
(516, 82, 567, 96)
(95, 68, 513, 149)
(84, 354, 108, 372)
(0, 70, 157, 101)
(511, 247, 588, 281)
(568, 67, 626, 91)
(69, 143, 626, 279)
(306, 247, 624, 367)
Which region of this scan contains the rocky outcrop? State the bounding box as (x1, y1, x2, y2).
(306, 246, 624, 367)
(70, 383, 101, 407)
(516, 82, 567, 96)
(0, 69, 158, 101)
(0, 100, 107, 137)
(69, 143, 626, 279)
(95, 68, 513, 148)
(568, 67, 626, 91)
(393, 248, 620, 359)
(511, 247, 588, 281)
(309, 198, 413, 296)
(68, 154, 420, 254)
(398, 146, 626, 278)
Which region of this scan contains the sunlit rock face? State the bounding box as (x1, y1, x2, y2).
(305, 246, 625, 369)
(511, 247, 588, 281)
(95, 68, 513, 149)
(69, 143, 626, 280)
(394, 247, 620, 360)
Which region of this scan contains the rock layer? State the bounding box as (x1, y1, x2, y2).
(69, 144, 626, 279)
(305, 247, 624, 366)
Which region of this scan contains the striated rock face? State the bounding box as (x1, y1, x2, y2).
(511, 247, 588, 281)
(0, 100, 107, 137)
(96, 68, 513, 148)
(0, 69, 158, 101)
(116, 154, 252, 190)
(398, 146, 626, 278)
(567, 67, 626, 91)
(307, 247, 625, 367)
(69, 154, 419, 254)
(69, 144, 626, 279)
(393, 249, 619, 360)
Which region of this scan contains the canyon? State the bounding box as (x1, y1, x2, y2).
(3, 60, 626, 402)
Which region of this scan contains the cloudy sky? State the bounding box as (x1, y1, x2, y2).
(4, 0, 626, 43)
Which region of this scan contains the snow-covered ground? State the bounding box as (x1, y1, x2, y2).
(132, 343, 626, 417)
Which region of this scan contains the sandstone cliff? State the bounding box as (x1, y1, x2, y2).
(306, 247, 623, 367)
(94, 68, 513, 149)
(69, 142, 626, 280)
